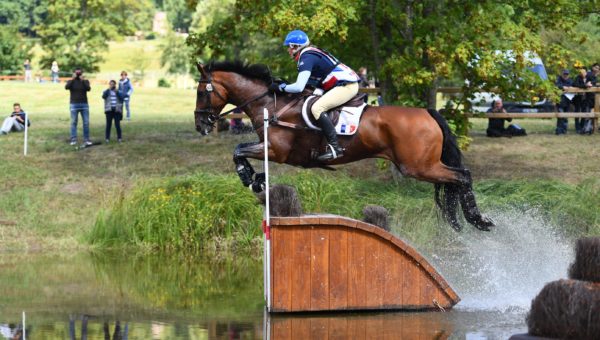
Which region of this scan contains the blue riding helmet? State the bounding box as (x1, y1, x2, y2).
(283, 30, 309, 47)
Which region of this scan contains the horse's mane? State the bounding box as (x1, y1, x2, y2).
(208, 60, 272, 85)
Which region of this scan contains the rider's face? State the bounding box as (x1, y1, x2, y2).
(287, 45, 296, 58)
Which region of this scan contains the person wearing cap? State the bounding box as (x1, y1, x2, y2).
(554, 69, 573, 135)
(65, 68, 92, 145)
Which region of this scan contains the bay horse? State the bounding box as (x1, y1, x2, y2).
(194, 61, 494, 232)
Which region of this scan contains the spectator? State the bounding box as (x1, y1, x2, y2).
(102, 80, 124, 143)
(65, 68, 92, 146)
(23, 59, 32, 82)
(586, 63, 599, 130)
(486, 99, 526, 137)
(555, 69, 574, 135)
(230, 107, 244, 134)
(358, 67, 369, 88)
(1, 103, 28, 135)
(118, 71, 133, 121)
(51, 61, 60, 83)
(358, 67, 370, 103)
(572, 67, 593, 134)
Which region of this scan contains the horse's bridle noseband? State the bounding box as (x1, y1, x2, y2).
(194, 68, 272, 129)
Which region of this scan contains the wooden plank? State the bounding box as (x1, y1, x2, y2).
(272, 318, 292, 339)
(383, 241, 403, 307)
(310, 317, 328, 339)
(291, 226, 311, 311)
(438, 86, 600, 94)
(328, 316, 348, 340)
(365, 315, 384, 339)
(420, 268, 436, 309)
(272, 227, 292, 311)
(329, 226, 348, 310)
(291, 317, 310, 340)
(365, 234, 384, 308)
(310, 227, 330, 310)
(348, 316, 366, 339)
(486, 112, 599, 119)
(403, 257, 422, 307)
(347, 229, 366, 308)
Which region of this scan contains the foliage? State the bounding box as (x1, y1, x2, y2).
(541, 14, 600, 72)
(0, 0, 47, 36)
(164, 0, 192, 32)
(159, 31, 193, 75)
(158, 77, 171, 87)
(107, 0, 155, 36)
(36, 0, 119, 72)
(89, 169, 600, 252)
(188, 0, 598, 142)
(129, 47, 150, 81)
(0, 25, 32, 74)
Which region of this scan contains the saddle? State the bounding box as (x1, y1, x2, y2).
(301, 93, 368, 135)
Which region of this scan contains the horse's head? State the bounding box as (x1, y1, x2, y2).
(194, 63, 229, 135)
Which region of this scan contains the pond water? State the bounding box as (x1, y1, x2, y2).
(0, 212, 573, 339)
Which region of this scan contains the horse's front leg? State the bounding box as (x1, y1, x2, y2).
(233, 142, 268, 193)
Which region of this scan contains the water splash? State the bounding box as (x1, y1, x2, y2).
(426, 208, 573, 313)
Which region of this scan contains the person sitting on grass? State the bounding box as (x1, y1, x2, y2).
(102, 80, 124, 143)
(486, 98, 526, 137)
(1, 103, 29, 135)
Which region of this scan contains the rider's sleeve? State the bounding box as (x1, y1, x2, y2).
(282, 71, 311, 93)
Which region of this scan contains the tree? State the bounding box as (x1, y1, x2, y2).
(164, 0, 192, 32)
(0, 0, 47, 37)
(0, 26, 32, 74)
(36, 0, 118, 72)
(160, 31, 193, 75)
(108, 0, 155, 36)
(188, 0, 597, 146)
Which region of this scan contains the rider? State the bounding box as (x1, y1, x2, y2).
(269, 30, 360, 161)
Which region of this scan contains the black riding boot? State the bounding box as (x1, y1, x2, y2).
(317, 113, 344, 161)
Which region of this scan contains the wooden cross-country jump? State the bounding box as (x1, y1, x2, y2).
(265, 214, 460, 312)
(258, 108, 459, 313)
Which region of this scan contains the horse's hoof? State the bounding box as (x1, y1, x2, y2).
(474, 216, 495, 231)
(450, 221, 463, 232)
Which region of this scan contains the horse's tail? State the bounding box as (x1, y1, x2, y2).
(427, 109, 494, 231)
(427, 109, 463, 230)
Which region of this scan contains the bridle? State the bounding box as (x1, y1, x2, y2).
(194, 69, 271, 129)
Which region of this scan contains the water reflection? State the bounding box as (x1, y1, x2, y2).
(0, 252, 527, 339)
(268, 312, 453, 339)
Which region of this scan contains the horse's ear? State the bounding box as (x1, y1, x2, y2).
(197, 63, 208, 77)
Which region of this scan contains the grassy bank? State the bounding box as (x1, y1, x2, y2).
(90, 171, 600, 252)
(1, 81, 599, 252)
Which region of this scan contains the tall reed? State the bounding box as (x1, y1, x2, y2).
(90, 171, 600, 252)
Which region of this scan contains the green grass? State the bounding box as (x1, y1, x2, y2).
(1, 81, 599, 253)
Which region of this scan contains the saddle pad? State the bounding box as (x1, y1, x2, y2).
(301, 95, 367, 135)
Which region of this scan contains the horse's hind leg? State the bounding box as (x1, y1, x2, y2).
(456, 169, 495, 231)
(402, 162, 465, 231)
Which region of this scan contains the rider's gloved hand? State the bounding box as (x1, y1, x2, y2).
(268, 82, 285, 94)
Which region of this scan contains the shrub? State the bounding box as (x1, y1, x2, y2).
(158, 78, 171, 88)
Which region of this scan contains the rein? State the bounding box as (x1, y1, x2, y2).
(195, 69, 308, 131)
(195, 72, 269, 127)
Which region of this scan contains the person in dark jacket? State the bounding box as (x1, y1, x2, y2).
(102, 80, 124, 143)
(555, 69, 573, 135)
(65, 68, 92, 145)
(485, 98, 526, 137)
(572, 67, 593, 134)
